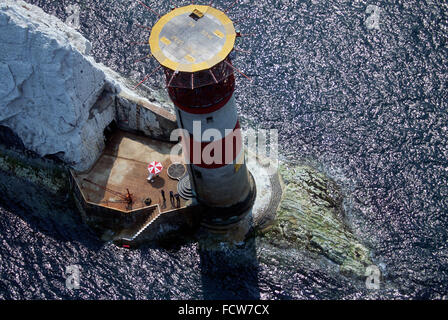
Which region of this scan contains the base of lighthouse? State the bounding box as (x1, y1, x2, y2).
(195, 149, 281, 243)
(198, 169, 257, 230)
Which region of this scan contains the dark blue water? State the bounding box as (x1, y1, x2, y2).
(1, 0, 447, 299)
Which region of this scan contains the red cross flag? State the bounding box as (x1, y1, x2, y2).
(148, 161, 163, 175)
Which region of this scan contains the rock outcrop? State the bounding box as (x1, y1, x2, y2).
(0, 0, 177, 172)
(263, 164, 372, 277)
(0, 0, 112, 171)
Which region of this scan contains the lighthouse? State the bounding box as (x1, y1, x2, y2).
(148, 4, 255, 225)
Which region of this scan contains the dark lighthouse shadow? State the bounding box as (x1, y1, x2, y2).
(198, 211, 261, 300)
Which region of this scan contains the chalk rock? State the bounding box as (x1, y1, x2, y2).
(0, 0, 113, 171)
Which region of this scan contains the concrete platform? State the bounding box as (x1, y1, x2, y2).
(73, 130, 187, 213)
(70, 130, 282, 245)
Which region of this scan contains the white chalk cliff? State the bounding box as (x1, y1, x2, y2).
(0, 0, 114, 171)
(0, 0, 175, 172)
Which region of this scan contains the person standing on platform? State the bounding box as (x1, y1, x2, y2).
(169, 191, 175, 207)
(175, 194, 181, 208)
(161, 190, 166, 208)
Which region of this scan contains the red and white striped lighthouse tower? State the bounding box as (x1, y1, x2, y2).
(149, 4, 255, 225)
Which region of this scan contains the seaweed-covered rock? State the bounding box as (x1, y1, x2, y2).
(263, 164, 372, 277)
(0, 148, 68, 194)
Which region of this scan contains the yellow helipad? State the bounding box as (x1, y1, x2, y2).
(149, 5, 236, 72)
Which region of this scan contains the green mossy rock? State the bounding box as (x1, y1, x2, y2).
(0, 150, 68, 194)
(263, 164, 372, 277)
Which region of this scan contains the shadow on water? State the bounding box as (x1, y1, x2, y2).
(140, 209, 261, 299)
(199, 240, 260, 299)
(0, 166, 105, 253)
(198, 211, 261, 300)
